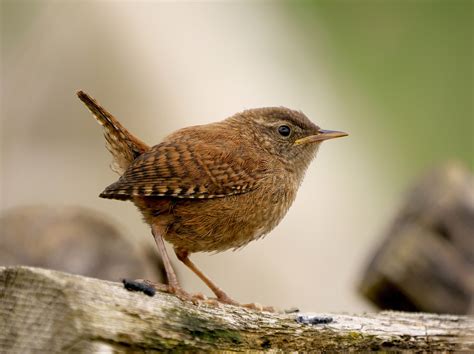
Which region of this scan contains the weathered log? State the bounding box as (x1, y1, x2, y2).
(360, 162, 474, 314)
(1, 266, 473, 352)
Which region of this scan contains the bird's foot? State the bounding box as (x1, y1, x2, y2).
(214, 293, 276, 312)
(166, 285, 208, 305)
(126, 279, 205, 304)
(137, 279, 168, 292)
(123, 279, 276, 312)
(241, 302, 277, 312)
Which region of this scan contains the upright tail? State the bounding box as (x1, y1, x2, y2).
(77, 90, 150, 175)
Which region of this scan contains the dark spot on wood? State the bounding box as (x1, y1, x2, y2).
(381, 341, 395, 347)
(296, 315, 333, 325)
(261, 338, 271, 349)
(122, 279, 155, 296)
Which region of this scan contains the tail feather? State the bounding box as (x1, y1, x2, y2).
(77, 90, 150, 175)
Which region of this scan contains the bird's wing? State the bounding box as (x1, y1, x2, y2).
(99, 129, 268, 199)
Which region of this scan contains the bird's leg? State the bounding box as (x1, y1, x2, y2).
(175, 248, 277, 312)
(151, 226, 179, 289)
(146, 226, 207, 303)
(140, 225, 199, 302)
(174, 248, 239, 305)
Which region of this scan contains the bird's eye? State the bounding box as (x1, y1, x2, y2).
(278, 125, 291, 137)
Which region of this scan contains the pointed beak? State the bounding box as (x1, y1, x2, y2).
(294, 129, 348, 145)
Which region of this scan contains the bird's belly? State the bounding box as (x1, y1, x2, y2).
(162, 188, 296, 253)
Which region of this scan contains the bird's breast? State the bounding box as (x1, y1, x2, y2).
(155, 174, 299, 253)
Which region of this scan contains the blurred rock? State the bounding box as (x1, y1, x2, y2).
(0, 205, 165, 282)
(359, 162, 474, 314)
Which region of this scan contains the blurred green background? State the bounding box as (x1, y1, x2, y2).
(1, 0, 472, 312)
(293, 0, 473, 174)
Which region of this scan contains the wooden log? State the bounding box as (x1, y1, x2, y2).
(360, 162, 474, 314)
(1, 266, 473, 352)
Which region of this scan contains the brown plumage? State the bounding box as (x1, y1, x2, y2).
(77, 90, 347, 308)
(77, 91, 149, 175)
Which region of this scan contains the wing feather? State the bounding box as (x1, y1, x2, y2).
(100, 126, 267, 200)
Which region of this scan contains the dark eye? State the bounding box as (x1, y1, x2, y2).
(278, 125, 291, 137)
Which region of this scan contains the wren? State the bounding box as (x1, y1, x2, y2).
(77, 91, 347, 308)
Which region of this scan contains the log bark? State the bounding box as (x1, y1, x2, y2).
(1, 266, 473, 352)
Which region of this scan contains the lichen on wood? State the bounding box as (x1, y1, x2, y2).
(1, 266, 473, 352)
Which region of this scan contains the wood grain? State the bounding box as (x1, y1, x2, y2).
(1, 266, 473, 352)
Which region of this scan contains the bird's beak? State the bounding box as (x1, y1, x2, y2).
(294, 129, 348, 145)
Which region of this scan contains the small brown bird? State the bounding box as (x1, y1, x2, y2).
(77, 91, 347, 307)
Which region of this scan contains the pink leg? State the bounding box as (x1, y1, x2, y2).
(174, 248, 238, 305)
(151, 224, 180, 290)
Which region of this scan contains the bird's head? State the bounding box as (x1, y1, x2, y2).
(233, 107, 347, 176)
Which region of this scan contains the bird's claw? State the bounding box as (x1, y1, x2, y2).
(213, 295, 277, 312)
(127, 279, 202, 304)
(242, 302, 276, 312)
(125, 279, 276, 312)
